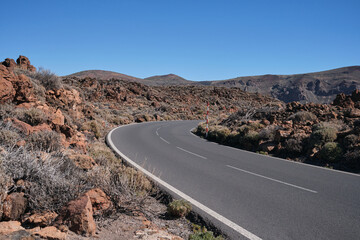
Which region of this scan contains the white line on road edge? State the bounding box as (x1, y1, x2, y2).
(176, 146, 207, 159)
(226, 165, 318, 193)
(107, 125, 261, 240)
(160, 137, 170, 144)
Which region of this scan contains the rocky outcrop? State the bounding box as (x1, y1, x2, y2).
(16, 56, 36, 72)
(31, 226, 67, 240)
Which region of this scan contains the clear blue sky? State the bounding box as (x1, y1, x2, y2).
(1, 0, 359, 80)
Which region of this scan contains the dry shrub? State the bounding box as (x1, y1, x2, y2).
(0, 129, 20, 147)
(31, 67, 62, 90)
(289, 111, 317, 123)
(82, 120, 103, 139)
(28, 131, 62, 152)
(16, 108, 47, 126)
(258, 125, 280, 141)
(88, 142, 119, 166)
(0, 104, 14, 121)
(284, 138, 303, 155)
(344, 149, 360, 171)
(1, 147, 89, 211)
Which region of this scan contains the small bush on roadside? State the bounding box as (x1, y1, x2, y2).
(258, 125, 279, 141)
(31, 67, 62, 90)
(189, 225, 223, 240)
(319, 142, 342, 163)
(309, 125, 337, 148)
(343, 134, 359, 150)
(284, 138, 303, 155)
(167, 199, 192, 218)
(17, 108, 47, 126)
(289, 111, 317, 123)
(208, 125, 231, 143)
(88, 142, 119, 166)
(0, 104, 14, 121)
(344, 149, 360, 171)
(28, 131, 62, 152)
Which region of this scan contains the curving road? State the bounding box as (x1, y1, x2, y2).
(106, 120, 360, 240)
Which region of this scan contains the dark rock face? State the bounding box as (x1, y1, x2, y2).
(16, 56, 36, 72)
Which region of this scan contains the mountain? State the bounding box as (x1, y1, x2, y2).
(65, 70, 141, 82)
(65, 66, 360, 104)
(200, 66, 360, 103)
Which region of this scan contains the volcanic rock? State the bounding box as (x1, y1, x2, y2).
(16, 55, 36, 72)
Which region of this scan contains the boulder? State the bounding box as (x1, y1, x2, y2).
(0, 221, 24, 235)
(31, 226, 67, 240)
(13, 74, 36, 103)
(16, 56, 36, 72)
(7, 118, 51, 135)
(85, 188, 112, 215)
(3, 193, 27, 220)
(56, 195, 96, 236)
(51, 109, 65, 126)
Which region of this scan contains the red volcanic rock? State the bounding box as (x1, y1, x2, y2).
(23, 211, 58, 227)
(56, 195, 96, 236)
(2, 58, 17, 71)
(85, 188, 112, 216)
(333, 92, 355, 108)
(2, 193, 27, 220)
(351, 89, 360, 102)
(12, 74, 36, 103)
(16, 55, 36, 72)
(0, 221, 25, 235)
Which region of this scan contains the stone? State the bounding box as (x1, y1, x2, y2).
(0, 221, 24, 235)
(23, 211, 58, 227)
(56, 195, 96, 236)
(3, 193, 27, 220)
(31, 226, 67, 240)
(85, 188, 112, 215)
(51, 109, 65, 126)
(68, 154, 97, 170)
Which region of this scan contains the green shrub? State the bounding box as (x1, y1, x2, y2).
(28, 131, 62, 152)
(343, 134, 359, 149)
(88, 142, 119, 165)
(309, 126, 337, 147)
(189, 225, 223, 240)
(167, 199, 192, 218)
(344, 149, 360, 171)
(289, 111, 317, 123)
(208, 126, 231, 143)
(319, 142, 342, 163)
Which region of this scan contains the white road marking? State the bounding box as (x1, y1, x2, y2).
(156, 131, 159, 136)
(107, 125, 262, 240)
(226, 165, 318, 193)
(160, 137, 170, 144)
(176, 147, 207, 159)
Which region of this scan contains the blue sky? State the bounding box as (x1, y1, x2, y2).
(1, 0, 359, 80)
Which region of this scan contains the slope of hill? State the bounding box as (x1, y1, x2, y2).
(201, 66, 360, 103)
(144, 74, 194, 86)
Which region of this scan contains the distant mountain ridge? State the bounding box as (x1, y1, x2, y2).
(65, 66, 360, 103)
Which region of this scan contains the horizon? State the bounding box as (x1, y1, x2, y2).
(1, 0, 359, 81)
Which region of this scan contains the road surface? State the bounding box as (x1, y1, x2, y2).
(106, 120, 360, 240)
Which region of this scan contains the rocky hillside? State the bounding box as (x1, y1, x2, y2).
(195, 90, 360, 173)
(0, 55, 278, 239)
(203, 66, 360, 104)
(65, 66, 360, 104)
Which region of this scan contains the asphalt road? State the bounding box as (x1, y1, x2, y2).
(107, 120, 360, 240)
